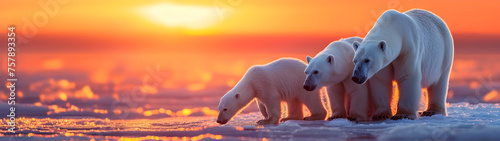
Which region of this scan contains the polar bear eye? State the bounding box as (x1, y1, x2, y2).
(313, 70, 319, 74)
(223, 108, 228, 111)
(364, 59, 370, 63)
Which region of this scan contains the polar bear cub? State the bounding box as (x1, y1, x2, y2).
(351, 9, 453, 120)
(303, 37, 394, 122)
(216, 58, 327, 125)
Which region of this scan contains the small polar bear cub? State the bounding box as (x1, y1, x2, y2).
(303, 37, 394, 122)
(216, 58, 327, 125)
(351, 9, 453, 120)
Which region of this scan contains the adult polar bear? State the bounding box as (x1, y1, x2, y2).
(351, 9, 453, 120)
(303, 37, 394, 121)
(217, 58, 327, 125)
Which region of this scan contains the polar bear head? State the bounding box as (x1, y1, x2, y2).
(303, 54, 340, 91)
(351, 40, 387, 84)
(216, 74, 256, 124)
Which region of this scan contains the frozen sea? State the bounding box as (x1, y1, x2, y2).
(1, 102, 500, 141)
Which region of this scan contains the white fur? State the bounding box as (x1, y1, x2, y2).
(352, 9, 453, 119)
(217, 58, 327, 125)
(304, 37, 394, 122)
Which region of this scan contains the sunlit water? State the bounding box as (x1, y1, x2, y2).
(1, 103, 500, 140)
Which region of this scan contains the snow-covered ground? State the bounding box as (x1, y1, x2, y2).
(1, 102, 500, 140)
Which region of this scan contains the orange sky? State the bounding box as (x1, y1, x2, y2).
(1, 0, 499, 55)
(1, 0, 500, 118)
(1, 0, 499, 56)
(2, 0, 500, 38)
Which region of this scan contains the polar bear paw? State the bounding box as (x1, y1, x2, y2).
(280, 117, 301, 122)
(347, 114, 369, 122)
(347, 116, 358, 122)
(390, 114, 417, 120)
(302, 116, 314, 121)
(419, 111, 443, 117)
(303, 113, 327, 121)
(257, 119, 279, 125)
(372, 114, 391, 121)
(327, 114, 347, 121)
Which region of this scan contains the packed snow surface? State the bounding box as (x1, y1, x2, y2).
(1, 102, 500, 140)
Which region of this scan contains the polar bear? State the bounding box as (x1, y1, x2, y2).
(216, 58, 327, 125)
(303, 37, 394, 122)
(351, 9, 453, 120)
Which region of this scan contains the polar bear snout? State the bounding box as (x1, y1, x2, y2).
(216, 118, 228, 124)
(352, 69, 367, 84)
(216, 112, 229, 124)
(303, 75, 318, 91)
(351, 76, 366, 84)
(303, 84, 316, 91)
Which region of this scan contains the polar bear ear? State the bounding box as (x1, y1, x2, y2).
(327, 55, 334, 64)
(353, 41, 360, 51)
(306, 56, 312, 64)
(378, 40, 386, 51)
(235, 94, 240, 99)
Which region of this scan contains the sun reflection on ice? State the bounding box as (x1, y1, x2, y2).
(0, 115, 227, 140)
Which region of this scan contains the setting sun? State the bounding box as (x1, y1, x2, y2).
(136, 3, 219, 30)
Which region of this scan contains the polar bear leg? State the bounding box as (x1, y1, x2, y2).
(257, 91, 282, 125)
(347, 84, 370, 122)
(326, 84, 347, 120)
(422, 74, 449, 116)
(393, 73, 421, 120)
(257, 101, 268, 119)
(301, 93, 327, 121)
(280, 98, 304, 122)
(369, 80, 393, 121)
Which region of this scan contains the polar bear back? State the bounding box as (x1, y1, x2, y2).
(321, 37, 362, 57)
(252, 58, 313, 99)
(404, 9, 454, 87)
(372, 9, 453, 87)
